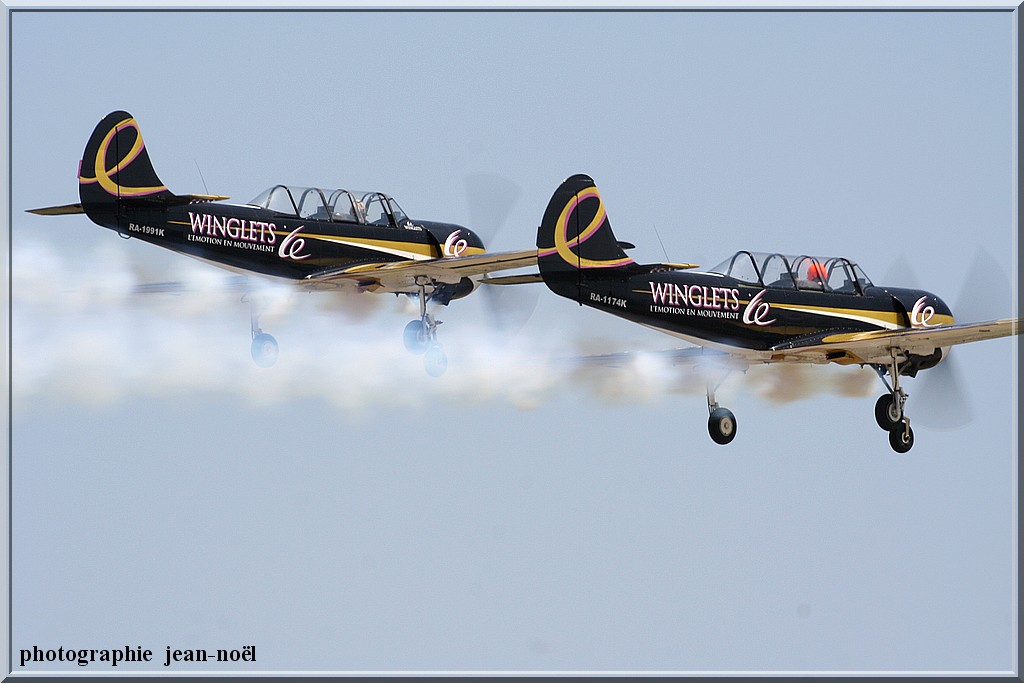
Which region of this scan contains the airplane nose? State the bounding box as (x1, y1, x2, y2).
(465, 228, 485, 250)
(939, 297, 955, 325)
(928, 294, 954, 325)
(932, 293, 953, 320)
(906, 291, 953, 328)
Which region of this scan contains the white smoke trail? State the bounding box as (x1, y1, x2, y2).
(12, 240, 876, 414)
(11, 240, 578, 414)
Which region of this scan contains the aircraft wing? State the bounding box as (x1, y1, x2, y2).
(769, 318, 1021, 364)
(300, 248, 538, 292)
(567, 318, 1020, 370)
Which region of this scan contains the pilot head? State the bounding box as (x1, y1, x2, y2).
(807, 262, 827, 282)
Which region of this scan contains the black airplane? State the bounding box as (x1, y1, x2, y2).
(489, 173, 1020, 452)
(27, 110, 538, 375)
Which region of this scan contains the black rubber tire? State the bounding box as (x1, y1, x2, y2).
(874, 394, 900, 431)
(888, 421, 914, 453)
(403, 320, 431, 354)
(251, 333, 279, 368)
(708, 407, 737, 445)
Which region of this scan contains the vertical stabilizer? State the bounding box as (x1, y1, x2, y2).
(536, 174, 635, 300)
(77, 110, 174, 226)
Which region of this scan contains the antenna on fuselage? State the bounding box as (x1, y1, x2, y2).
(193, 159, 210, 196)
(652, 223, 670, 263)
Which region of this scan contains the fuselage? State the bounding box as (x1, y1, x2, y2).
(90, 192, 485, 288)
(560, 267, 954, 362)
(535, 173, 956, 372)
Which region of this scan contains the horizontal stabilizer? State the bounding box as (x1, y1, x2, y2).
(566, 346, 745, 370)
(133, 275, 252, 295)
(26, 203, 85, 216)
(481, 273, 544, 285)
(123, 192, 230, 206)
(163, 193, 230, 205)
(26, 194, 228, 217)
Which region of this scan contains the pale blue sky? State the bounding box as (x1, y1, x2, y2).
(8, 8, 1019, 674)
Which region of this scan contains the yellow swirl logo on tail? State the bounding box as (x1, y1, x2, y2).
(78, 117, 167, 197)
(539, 185, 634, 269)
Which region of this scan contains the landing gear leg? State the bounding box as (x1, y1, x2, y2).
(874, 353, 914, 453)
(403, 277, 447, 377)
(244, 293, 278, 368)
(706, 378, 737, 445)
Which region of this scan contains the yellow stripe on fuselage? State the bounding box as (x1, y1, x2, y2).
(770, 303, 953, 330)
(169, 221, 488, 261)
(282, 232, 485, 261)
(281, 232, 434, 259)
(769, 303, 903, 329)
(288, 231, 487, 260)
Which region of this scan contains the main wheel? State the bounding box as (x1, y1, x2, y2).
(888, 421, 915, 453)
(403, 320, 431, 354)
(424, 344, 448, 377)
(874, 394, 901, 431)
(708, 407, 737, 445)
(251, 333, 279, 368)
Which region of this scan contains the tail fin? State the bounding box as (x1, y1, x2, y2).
(536, 174, 635, 300)
(27, 111, 229, 222)
(77, 110, 174, 225)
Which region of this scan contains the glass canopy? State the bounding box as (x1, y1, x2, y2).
(246, 185, 410, 227)
(709, 250, 874, 293)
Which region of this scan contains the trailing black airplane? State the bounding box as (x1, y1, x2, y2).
(489, 173, 1020, 452)
(27, 110, 538, 375)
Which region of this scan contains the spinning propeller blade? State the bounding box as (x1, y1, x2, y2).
(912, 247, 1009, 431)
(464, 172, 522, 248)
(913, 356, 973, 430)
(464, 172, 538, 335)
(952, 248, 1010, 324)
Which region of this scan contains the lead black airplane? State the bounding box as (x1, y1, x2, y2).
(490, 174, 1020, 452)
(28, 110, 538, 375)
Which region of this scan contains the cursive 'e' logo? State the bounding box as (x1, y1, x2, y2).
(910, 296, 937, 328)
(443, 230, 468, 257)
(278, 225, 310, 261)
(742, 289, 776, 326)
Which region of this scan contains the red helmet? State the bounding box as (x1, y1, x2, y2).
(806, 262, 827, 281)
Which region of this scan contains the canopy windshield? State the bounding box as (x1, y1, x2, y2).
(709, 251, 873, 293)
(246, 185, 409, 227)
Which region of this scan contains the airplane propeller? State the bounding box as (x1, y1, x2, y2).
(464, 172, 539, 335)
(901, 248, 1011, 431)
(465, 172, 521, 248)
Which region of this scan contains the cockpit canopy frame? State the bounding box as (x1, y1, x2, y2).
(246, 185, 410, 228)
(711, 250, 874, 294)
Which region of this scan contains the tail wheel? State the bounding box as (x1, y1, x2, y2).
(708, 407, 737, 445)
(403, 320, 431, 354)
(874, 394, 901, 431)
(251, 333, 279, 368)
(888, 421, 914, 453)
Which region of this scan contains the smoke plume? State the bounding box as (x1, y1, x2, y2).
(12, 240, 876, 414)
